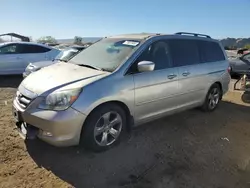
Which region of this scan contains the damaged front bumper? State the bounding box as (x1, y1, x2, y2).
(12, 94, 87, 147)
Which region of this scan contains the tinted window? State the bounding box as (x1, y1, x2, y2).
(21, 44, 51, 53)
(131, 40, 171, 72)
(0, 44, 19, 54)
(198, 41, 225, 63)
(168, 39, 200, 66)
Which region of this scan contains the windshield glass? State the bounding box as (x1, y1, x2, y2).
(69, 38, 141, 72)
(55, 48, 80, 61)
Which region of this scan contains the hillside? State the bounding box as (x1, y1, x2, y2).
(220, 38, 250, 48)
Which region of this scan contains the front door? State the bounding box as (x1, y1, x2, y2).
(131, 40, 179, 123)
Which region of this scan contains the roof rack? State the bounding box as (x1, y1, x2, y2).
(175, 32, 211, 39)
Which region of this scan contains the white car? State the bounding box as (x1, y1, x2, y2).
(0, 42, 60, 75)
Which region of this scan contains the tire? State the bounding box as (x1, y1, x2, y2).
(201, 83, 222, 112)
(80, 104, 126, 152)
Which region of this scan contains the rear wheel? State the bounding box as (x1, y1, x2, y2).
(201, 84, 221, 112)
(80, 104, 126, 152)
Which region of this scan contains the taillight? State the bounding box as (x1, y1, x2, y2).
(227, 66, 231, 73)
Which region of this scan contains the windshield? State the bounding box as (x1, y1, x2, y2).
(55, 48, 80, 61)
(69, 38, 141, 72)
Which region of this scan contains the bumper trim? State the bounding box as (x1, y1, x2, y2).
(16, 122, 39, 140)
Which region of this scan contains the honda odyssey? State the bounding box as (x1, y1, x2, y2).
(13, 32, 230, 151)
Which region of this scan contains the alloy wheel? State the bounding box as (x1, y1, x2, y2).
(94, 111, 122, 146)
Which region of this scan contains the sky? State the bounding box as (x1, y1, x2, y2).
(2, 0, 250, 39)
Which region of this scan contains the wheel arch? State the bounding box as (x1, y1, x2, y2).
(83, 100, 134, 132)
(214, 81, 223, 99)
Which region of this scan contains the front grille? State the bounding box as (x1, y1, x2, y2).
(16, 91, 32, 109)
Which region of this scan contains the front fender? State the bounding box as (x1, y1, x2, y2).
(72, 74, 135, 117)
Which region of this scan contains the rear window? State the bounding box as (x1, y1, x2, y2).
(198, 41, 225, 63)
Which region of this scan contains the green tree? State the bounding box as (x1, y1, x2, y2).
(74, 36, 83, 45)
(244, 44, 250, 50)
(37, 36, 57, 44)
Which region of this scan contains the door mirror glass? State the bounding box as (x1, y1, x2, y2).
(137, 61, 155, 72)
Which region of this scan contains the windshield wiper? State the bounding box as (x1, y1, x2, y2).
(77, 64, 103, 71)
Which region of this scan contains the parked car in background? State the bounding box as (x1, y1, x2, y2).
(13, 32, 230, 151)
(23, 45, 86, 77)
(0, 42, 60, 75)
(229, 52, 250, 75)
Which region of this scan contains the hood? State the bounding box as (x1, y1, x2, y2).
(31, 60, 57, 69)
(21, 62, 108, 95)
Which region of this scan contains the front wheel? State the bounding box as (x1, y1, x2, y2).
(201, 84, 222, 112)
(80, 104, 126, 152)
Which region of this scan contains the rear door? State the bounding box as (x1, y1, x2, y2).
(198, 40, 228, 92)
(19, 44, 51, 69)
(168, 39, 206, 108)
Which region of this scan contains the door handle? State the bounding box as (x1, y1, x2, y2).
(182, 71, 190, 77)
(167, 74, 177, 79)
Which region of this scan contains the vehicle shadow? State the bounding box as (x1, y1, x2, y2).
(25, 101, 250, 188)
(0, 75, 23, 88)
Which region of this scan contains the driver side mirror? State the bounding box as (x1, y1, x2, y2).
(137, 61, 155, 72)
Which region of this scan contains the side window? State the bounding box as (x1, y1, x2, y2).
(130, 40, 172, 73)
(21, 44, 51, 54)
(199, 41, 225, 63)
(0, 44, 18, 54)
(168, 39, 200, 67)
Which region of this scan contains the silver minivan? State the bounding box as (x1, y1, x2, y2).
(13, 32, 230, 151)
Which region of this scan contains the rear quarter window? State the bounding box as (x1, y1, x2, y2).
(198, 41, 225, 63)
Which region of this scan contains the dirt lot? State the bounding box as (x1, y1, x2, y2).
(1, 76, 250, 188)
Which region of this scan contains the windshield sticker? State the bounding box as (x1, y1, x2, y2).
(123, 41, 139, 46)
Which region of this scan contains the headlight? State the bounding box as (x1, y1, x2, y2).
(38, 88, 82, 110)
(26, 64, 38, 72)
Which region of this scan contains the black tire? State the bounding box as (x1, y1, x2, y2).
(201, 83, 222, 112)
(80, 103, 126, 152)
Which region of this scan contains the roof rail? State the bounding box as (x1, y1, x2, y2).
(175, 32, 211, 39)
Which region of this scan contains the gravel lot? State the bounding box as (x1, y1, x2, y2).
(1, 76, 250, 188)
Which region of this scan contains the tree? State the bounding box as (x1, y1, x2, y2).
(37, 36, 57, 44)
(74, 36, 83, 45)
(244, 44, 250, 50)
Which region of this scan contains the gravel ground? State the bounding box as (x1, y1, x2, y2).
(1, 76, 250, 188)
